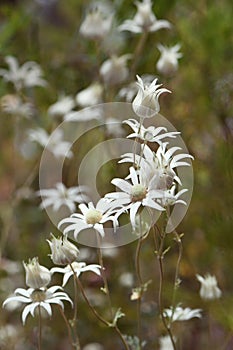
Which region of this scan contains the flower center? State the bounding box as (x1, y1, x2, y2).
(131, 184, 147, 202)
(85, 209, 103, 225)
(30, 289, 46, 302)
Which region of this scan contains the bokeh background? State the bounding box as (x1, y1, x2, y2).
(0, 0, 232, 349)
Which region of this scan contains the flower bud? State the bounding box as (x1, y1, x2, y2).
(47, 234, 79, 265)
(196, 274, 222, 300)
(80, 7, 113, 41)
(23, 257, 51, 289)
(100, 55, 131, 86)
(156, 44, 182, 77)
(76, 82, 103, 108)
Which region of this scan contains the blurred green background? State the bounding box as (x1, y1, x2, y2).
(0, 0, 232, 349)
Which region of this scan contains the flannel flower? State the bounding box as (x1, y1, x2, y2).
(37, 182, 89, 213)
(80, 7, 113, 41)
(118, 0, 171, 34)
(28, 128, 73, 159)
(48, 95, 76, 117)
(123, 118, 180, 143)
(58, 198, 119, 239)
(156, 43, 182, 77)
(100, 55, 131, 86)
(163, 305, 202, 322)
(0, 55, 47, 91)
(105, 166, 165, 229)
(51, 261, 102, 287)
(23, 257, 51, 289)
(47, 234, 80, 266)
(196, 274, 222, 300)
(1, 94, 34, 118)
(3, 286, 72, 325)
(132, 75, 170, 118)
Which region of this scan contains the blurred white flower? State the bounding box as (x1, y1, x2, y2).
(163, 305, 202, 322)
(37, 182, 89, 213)
(105, 117, 125, 137)
(76, 82, 103, 108)
(0, 55, 47, 91)
(118, 272, 134, 287)
(3, 286, 72, 325)
(48, 95, 75, 117)
(1, 94, 34, 118)
(80, 7, 113, 40)
(28, 128, 73, 159)
(159, 335, 176, 350)
(124, 118, 179, 143)
(158, 185, 188, 207)
(58, 198, 119, 239)
(100, 54, 131, 86)
(156, 44, 182, 77)
(65, 106, 103, 121)
(118, 0, 171, 33)
(105, 166, 165, 229)
(51, 261, 102, 286)
(196, 274, 222, 300)
(47, 234, 80, 265)
(23, 257, 51, 289)
(132, 75, 170, 118)
(83, 343, 104, 350)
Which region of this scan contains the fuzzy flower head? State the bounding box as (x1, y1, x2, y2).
(47, 234, 80, 266)
(1, 94, 34, 118)
(23, 257, 51, 289)
(48, 95, 75, 117)
(100, 55, 131, 86)
(80, 6, 113, 40)
(156, 44, 182, 77)
(58, 198, 119, 239)
(37, 182, 89, 213)
(0, 55, 47, 91)
(132, 75, 171, 118)
(3, 286, 72, 325)
(163, 305, 202, 323)
(118, 0, 171, 33)
(196, 274, 222, 300)
(76, 82, 103, 108)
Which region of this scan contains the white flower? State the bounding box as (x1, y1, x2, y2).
(105, 166, 165, 229)
(37, 182, 89, 213)
(156, 44, 182, 77)
(47, 234, 80, 265)
(58, 198, 119, 239)
(196, 274, 222, 300)
(2, 286, 72, 325)
(124, 118, 180, 143)
(65, 107, 102, 122)
(80, 7, 113, 40)
(0, 55, 47, 90)
(118, 0, 171, 34)
(132, 75, 171, 118)
(158, 185, 188, 207)
(100, 55, 131, 86)
(51, 261, 102, 286)
(28, 128, 73, 159)
(76, 82, 103, 108)
(48, 96, 75, 117)
(163, 305, 202, 322)
(1, 94, 34, 118)
(105, 117, 125, 137)
(159, 335, 176, 350)
(23, 257, 51, 289)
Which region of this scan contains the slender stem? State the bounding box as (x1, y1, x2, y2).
(131, 31, 149, 78)
(38, 305, 42, 350)
(58, 305, 75, 350)
(69, 265, 81, 350)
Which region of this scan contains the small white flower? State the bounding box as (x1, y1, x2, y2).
(124, 118, 180, 143)
(37, 182, 89, 213)
(23, 257, 51, 289)
(132, 75, 171, 118)
(156, 44, 182, 77)
(51, 261, 102, 286)
(1, 94, 34, 118)
(80, 7, 113, 40)
(100, 55, 131, 86)
(58, 198, 119, 239)
(47, 234, 80, 265)
(118, 0, 171, 34)
(163, 305, 202, 322)
(196, 274, 222, 300)
(76, 82, 103, 108)
(105, 166, 165, 229)
(2, 286, 72, 325)
(105, 117, 125, 137)
(48, 95, 75, 117)
(28, 128, 73, 159)
(0, 55, 47, 90)
(159, 335, 176, 350)
(65, 107, 102, 122)
(158, 186, 188, 207)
